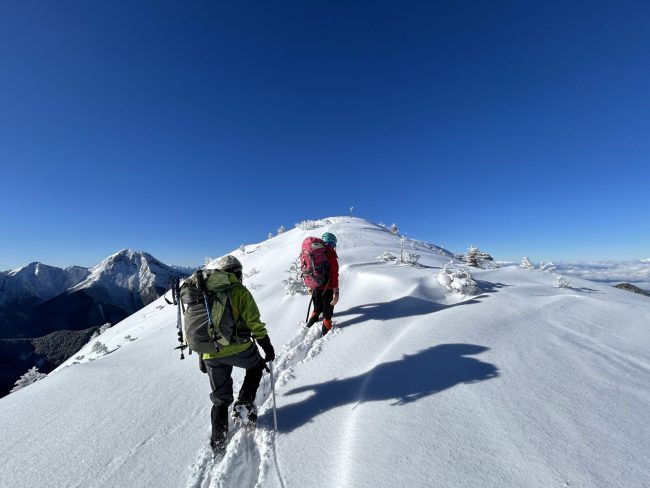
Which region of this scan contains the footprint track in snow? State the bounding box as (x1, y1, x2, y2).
(185, 321, 341, 488)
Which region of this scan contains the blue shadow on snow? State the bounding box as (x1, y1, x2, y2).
(273, 343, 499, 433)
(335, 296, 488, 329)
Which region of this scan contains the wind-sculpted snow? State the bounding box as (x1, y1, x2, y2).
(0, 217, 649, 488)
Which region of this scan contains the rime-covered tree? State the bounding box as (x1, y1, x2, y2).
(520, 256, 535, 269)
(10, 366, 47, 393)
(389, 223, 399, 235)
(282, 260, 308, 296)
(462, 246, 495, 268)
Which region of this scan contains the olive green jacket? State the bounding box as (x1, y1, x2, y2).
(201, 272, 268, 359)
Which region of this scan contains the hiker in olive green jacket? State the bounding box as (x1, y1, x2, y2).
(199, 255, 275, 456)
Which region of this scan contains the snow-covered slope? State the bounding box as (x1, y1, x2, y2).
(0, 217, 648, 488)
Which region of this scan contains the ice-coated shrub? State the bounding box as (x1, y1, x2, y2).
(520, 256, 535, 270)
(268, 232, 273, 239)
(238, 244, 246, 253)
(521, 257, 556, 272)
(459, 246, 495, 269)
(294, 219, 332, 231)
(91, 341, 110, 357)
(401, 251, 421, 265)
(277, 225, 286, 235)
(437, 261, 478, 295)
(390, 223, 399, 235)
(377, 251, 397, 262)
(539, 261, 556, 272)
(90, 322, 112, 340)
(553, 276, 571, 288)
(10, 367, 47, 393)
(282, 260, 309, 296)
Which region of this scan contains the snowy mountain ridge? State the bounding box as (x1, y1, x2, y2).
(0, 262, 89, 306)
(1, 217, 648, 488)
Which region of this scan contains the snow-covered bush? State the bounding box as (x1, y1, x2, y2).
(90, 322, 112, 340)
(539, 261, 556, 272)
(282, 260, 308, 296)
(553, 276, 571, 288)
(401, 251, 421, 265)
(390, 223, 399, 235)
(377, 251, 397, 262)
(277, 225, 286, 235)
(520, 256, 535, 269)
(398, 236, 421, 265)
(437, 261, 478, 295)
(91, 341, 110, 357)
(521, 256, 556, 272)
(459, 246, 495, 269)
(238, 244, 246, 253)
(267, 232, 273, 239)
(10, 366, 47, 393)
(294, 219, 332, 231)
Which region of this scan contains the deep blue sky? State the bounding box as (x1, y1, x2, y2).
(1, 0, 649, 270)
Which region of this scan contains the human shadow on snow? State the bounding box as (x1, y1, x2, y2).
(335, 296, 484, 329)
(274, 343, 499, 433)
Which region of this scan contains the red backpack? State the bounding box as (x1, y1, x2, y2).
(300, 237, 330, 289)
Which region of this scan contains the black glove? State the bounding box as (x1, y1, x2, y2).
(199, 356, 207, 374)
(257, 335, 275, 363)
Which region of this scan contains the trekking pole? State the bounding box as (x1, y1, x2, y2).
(305, 297, 313, 324)
(172, 277, 186, 360)
(269, 361, 278, 432)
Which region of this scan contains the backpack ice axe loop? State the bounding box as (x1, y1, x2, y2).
(195, 270, 222, 352)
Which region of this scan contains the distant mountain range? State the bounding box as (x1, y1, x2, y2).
(0, 250, 193, 396)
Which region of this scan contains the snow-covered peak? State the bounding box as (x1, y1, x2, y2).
(72, 249, 189, 308)
(0, 262, 89, 305)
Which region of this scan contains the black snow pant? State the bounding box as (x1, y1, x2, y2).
(205, 343, 265, 442)
(312, 288, 335, 320)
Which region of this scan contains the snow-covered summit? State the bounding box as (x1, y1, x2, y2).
(71, 249, 191, 308)
(1, 217, 648, 488)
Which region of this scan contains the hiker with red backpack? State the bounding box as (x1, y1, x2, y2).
(300, 232, 339, 335)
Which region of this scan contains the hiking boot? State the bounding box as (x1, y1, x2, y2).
(232, 401, 257, 425)
(210, 431, 227, 457)
(322, 318, 333, 336)
(306, 311, 320, 328)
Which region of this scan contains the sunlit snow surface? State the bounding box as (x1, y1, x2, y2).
(1, 217, 648, 488)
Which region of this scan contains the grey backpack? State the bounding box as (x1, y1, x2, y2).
(179, 269, 249, 353)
